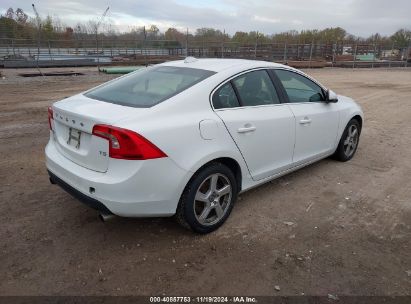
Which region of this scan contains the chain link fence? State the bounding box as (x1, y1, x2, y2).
(1, 37, 410, 68)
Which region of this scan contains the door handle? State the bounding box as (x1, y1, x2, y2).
(299, 117, 312, 125)
(237, 125, 256, 133)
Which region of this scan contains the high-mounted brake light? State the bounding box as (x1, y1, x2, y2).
(48, 106, 53, 130)
(92, 124, 167, 160)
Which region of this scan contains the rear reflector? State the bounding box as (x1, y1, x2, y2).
(48, 106, 53, 130)
(92, 124, 167, 160)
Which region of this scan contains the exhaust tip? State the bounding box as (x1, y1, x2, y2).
(99, 213, 115, 222)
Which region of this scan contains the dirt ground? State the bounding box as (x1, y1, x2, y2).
(0, 66, 410, 296)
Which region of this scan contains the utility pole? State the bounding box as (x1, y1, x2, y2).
(31, 4, 44, 77)
(95, 6, 109, 72)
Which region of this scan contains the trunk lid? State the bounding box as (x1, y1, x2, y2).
(52, 94, 146, 172)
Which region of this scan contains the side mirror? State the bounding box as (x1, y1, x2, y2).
(326, 89, 338, 103)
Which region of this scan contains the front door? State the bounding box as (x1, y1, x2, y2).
(273, 69, 339, 164)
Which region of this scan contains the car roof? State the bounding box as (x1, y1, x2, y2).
(160, 58, 287, 73)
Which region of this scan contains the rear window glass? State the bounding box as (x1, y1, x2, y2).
(85, 66, 215, 108)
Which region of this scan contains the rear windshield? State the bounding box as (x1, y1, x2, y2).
(85, 66, 215, 108)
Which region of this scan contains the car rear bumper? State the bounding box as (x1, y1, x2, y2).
(48, 170, 113, 214)
(45, 137, 190, 217)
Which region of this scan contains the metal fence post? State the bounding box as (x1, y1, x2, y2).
(283, 42, 287, 64)
(48, 40, 53, 61)
(12, 39, 15, 56)
(353, 40, 358, 69)
(221, 29, 225, 58)
(309, 41, 313, 68)
(271, 43, 274, 62)
(389, 42, 394, 69)
(185, 28, 188, 57)
(254, 31, 258, 59)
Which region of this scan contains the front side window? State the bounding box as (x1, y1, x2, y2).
(232, 70, 280, 106)
(85, 66, 215, 108)
(274, 70, 325, 103)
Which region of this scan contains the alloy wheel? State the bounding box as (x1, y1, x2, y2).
(343, 124, 359, 157)
(194, 173, 232, 226)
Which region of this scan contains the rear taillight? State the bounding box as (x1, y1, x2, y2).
(92, 124, 167, 160)
(48, 106, 53, 130)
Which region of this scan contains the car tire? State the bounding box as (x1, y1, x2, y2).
(333, 118, 361, 162)
(176, 162, 238, 234)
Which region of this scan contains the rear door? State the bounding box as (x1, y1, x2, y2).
(213, 69, 295, 181)
(272, 69, 339, 165)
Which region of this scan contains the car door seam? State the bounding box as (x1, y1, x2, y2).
(286, 104, 298, 163)
(212, 112, 254, 178)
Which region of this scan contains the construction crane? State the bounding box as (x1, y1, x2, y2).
(97, 7, 110, 31)
(31, 4, 41, 28)
(31, 4, 43, 77)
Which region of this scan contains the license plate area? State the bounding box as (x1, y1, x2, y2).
(67, 127, 82, 149)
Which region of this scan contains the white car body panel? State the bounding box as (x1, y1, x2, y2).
(288, 102, 340, 165)
(216, 105, 295, 181)
(45, 59, 363, 217)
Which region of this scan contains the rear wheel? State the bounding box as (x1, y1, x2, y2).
(176, 162, 238, 234)
(333, 119, 361, 162)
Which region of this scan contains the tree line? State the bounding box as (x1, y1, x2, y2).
(1, 7, 411, 48)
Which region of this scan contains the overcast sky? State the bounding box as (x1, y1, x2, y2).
(1, 0, 410, 37)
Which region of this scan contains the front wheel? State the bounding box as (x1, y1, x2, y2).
(176, 163, 238, 234)
(333, 119, 361, 162)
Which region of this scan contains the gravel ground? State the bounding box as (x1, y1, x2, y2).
(0, 66, 410, 296)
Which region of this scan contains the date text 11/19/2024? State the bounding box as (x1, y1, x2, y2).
(149, 296, 257, 303)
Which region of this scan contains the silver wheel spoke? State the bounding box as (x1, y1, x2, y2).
(199, 205, 212, 221)
(195, 191, 209, 203)
(215, 203, 224, 218)
(216, 184, 231, 196)
(351, 128, 358, 138)
(344, 138, 350, 145)
(345, 144, 351, 155)
(349, 126, 354, 137)
(210, 174, 218, 192)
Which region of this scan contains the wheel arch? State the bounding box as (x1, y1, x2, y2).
(351, 114, 363, 131)
(186, 156, 243, 193)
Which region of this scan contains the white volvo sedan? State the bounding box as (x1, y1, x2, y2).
(46, 58, 363, 233)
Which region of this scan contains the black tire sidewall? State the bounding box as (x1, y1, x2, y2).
(180, 163, 238, 234)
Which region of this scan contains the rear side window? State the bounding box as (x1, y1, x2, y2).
(212, 82, 240, 109)
(232, 70, 280, 106)
(274, 69, 325, 103)
(85, 66, 215, 108)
